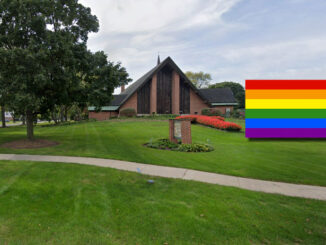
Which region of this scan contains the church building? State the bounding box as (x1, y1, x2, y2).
(88, 56, 237, 120)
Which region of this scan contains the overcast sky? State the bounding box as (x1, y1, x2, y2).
(79, 0, 326, 90)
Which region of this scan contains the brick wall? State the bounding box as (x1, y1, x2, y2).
(171, 71, 180, 114)
(181, 120, 192, 144)
(150, 74, 157, 114)
(89, 111, 118, 121)
(119, 92, 137, 114)
(189, 89, 208, 115)
(211, 106, 234, 114)
(169, 119, 178, 143)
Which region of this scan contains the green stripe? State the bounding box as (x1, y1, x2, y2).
(246, 109, 326, 118)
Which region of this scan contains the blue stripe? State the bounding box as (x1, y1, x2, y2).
(246, 119, 326, 128)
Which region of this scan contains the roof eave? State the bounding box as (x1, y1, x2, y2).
(88, 106, 120, 111)
(211, 103, 238, 106)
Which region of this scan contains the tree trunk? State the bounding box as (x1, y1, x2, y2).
(52, 112, 58, 124)
(26, 110, 34, 140)
(22, 114, 26, 125)
(60, 106, 64, 122)
(1, 105, 6, 128)
(64, 106, 68, 122)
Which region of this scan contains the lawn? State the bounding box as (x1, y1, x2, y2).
(0, 160, 325, 244)
(0, 119, 326, 186)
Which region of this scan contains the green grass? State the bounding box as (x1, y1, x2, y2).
(0, 119, 326, 186)
(0, 160, 325, 244)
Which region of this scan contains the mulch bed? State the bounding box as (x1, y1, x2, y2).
(1, 139, 59, 149)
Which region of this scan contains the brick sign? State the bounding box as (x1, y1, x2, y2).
(169, 119, 192, 144)
(174, 120, 182, 139)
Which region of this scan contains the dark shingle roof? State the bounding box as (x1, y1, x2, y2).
(109, 94, 128, 106)
(120, 66, 157, 96)
(199, 88, 237, 104)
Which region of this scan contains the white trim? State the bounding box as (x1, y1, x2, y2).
(211, 103, 238, 106)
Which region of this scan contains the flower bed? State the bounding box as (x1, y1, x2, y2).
(144, 139, 214, 152)
(176, 115, 242, 131)
(210, 116, 225, 121)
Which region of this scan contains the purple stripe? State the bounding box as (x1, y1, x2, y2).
(246, 128, 326, 138)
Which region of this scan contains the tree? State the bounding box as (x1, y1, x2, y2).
(0, 105, 5, 128)
(0, 0, 130, 139)
(0, 74, 10, 128)
(209, 81, 245, 108)
(185, 71, 212, 88)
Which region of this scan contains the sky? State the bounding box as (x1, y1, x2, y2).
(79, 0, 326, 91)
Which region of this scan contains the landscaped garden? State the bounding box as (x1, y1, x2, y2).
(1, 119, 326, 186)
(0, 160, 325, 244)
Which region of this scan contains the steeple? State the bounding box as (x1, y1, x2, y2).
(157, 54, 160, 66)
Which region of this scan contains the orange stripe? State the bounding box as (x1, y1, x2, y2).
(246, 90, 326, 99)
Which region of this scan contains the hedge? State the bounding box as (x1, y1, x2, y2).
(201, 108, 222, 116)
(120, 108, 136, 117)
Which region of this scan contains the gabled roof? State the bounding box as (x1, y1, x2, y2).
(199, 88, 238, 105)
(118, 56, 209, 107)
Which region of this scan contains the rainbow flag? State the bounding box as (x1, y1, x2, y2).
(245, 80, 326, 138)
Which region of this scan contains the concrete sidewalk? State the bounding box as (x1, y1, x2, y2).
(0, 154, 325, 201)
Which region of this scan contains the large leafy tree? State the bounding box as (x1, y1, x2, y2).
(185, 71, 212, 88)
(209, 81, 245, 108)
(0, 0, 129, 139)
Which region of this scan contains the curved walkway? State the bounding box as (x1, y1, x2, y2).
(1, 154, 326, 201)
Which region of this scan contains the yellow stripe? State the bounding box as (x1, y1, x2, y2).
(246, 99, 326, 109)
(246, 90, 326, 99)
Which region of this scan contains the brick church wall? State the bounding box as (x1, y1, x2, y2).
(211, 106, 234, 114)
(119, 92, 137, 114)
(150, 74, 157, 114)
(89, 111, 118, 121)
(189, 89, 208, 115)
(171, 71, 180, 114)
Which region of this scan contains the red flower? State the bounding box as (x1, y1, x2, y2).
(176, 115, 242, 131)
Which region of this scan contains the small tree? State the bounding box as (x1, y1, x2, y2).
(185, 71, 212, 88)
(209, 81, 245, 108)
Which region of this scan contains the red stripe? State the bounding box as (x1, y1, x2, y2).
(246, 80, 326, 90)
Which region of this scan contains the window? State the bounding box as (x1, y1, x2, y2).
(225, 108, 231, 117)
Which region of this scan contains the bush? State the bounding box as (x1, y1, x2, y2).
(147, 138, 179, 149)
(201, 108, 222, 116)
(177, 143, 214, 152)
(145, 138, 214, 152)
(231, 110, 239, 118)
(120, 108, 136, 117)
(232, 109, 245, 119)
(176, 115, 242, 132)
